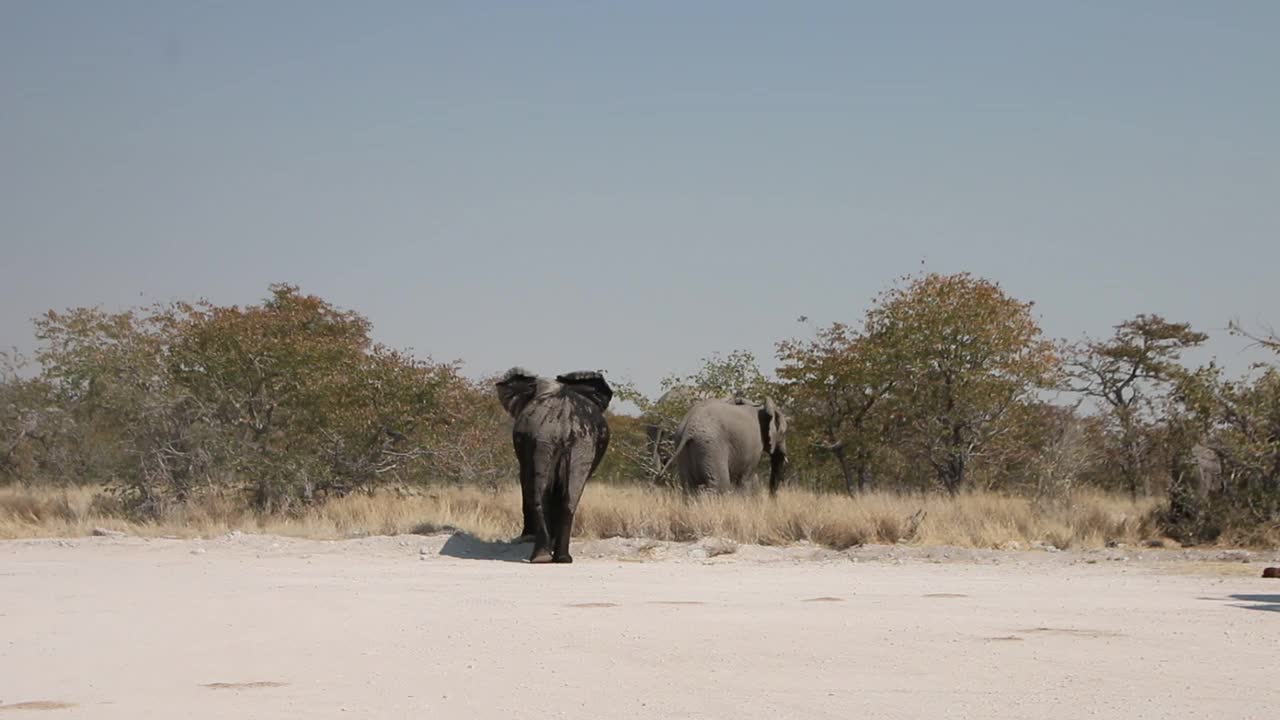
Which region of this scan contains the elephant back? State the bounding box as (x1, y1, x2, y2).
(682, 398, 766, 455)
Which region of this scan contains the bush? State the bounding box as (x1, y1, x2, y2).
(1158, 363, 1280, 545)
(4, 285, 478, 516)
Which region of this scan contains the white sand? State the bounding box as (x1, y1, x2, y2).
(1, 533, 1276, 719)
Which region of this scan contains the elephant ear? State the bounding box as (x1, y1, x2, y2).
(758, 397, 784, 454)
(495, 367, 539, 418)
(556, 370, 613, 412)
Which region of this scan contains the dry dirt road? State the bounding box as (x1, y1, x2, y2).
(1, 533, 1277, 719)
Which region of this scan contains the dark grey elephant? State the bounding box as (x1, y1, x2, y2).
(495, 367, 612, 564)
(663, 397, 788, 495)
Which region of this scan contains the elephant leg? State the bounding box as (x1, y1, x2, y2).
(706, 447, 733, 493)
(520, 485, 537, 539)
(553, 448, 594, 564)
(514, 434, 540, 541)
(552, 503, 575, 563)
(526, 446, 556, 564)
(543, 488, 562, 552)
(682, 453, 712, 492)
(518, 454, 537, 541)
(528, 499, 554, 564)
(713, 461, 733, 492)
(679, 439, 723, 492)
(676, 450, 694, 492)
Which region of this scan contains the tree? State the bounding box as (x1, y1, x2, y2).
(776, 323, 895, 493)
(978, 399, 1101, 500)
(1211, 368, 1280, 509)
(1065, 314, 1206, 499)
(1158, 364, 1224, 541)
(158, 284, 451, 509)
(867, 272, 1058, 494)
(1228, 319, 1280, 354)
(422, 369, 517, 488)
(22, 285, 462, 514)
(0, 351, 62, 483)
(32, 306, 202, 507)
(1154, 351, 1280, 545)
(660, 349, 772, 402)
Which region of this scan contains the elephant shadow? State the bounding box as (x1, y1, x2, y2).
(1228, 594, 1280, 613)
(435, 530, 532, 562)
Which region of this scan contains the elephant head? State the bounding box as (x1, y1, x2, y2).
(758, 397, 789, 495)
(494, 367, 612, 564)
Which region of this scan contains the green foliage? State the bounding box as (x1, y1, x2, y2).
(1159, 356, 1280, 545)
(592, 413, 650, 485)
(776, 323, 896, 493)
(659, 349, 773, 402)
(156, 286, 453, 509)
(0, 352, 64, 483)
(1065, 314, 1208, 499)
(774, 273, 1060, 495)
(3, 273, 1278, 544)
(865, 272, 1059, 493)
(31, 307, 192, 500)
(8, 285, 469, 515)
(425, 369, 517, 488)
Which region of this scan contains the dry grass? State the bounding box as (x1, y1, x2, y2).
(0, 483, 1179, 549)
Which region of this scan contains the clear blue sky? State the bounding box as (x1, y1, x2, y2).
(2, 1, 1277, 395)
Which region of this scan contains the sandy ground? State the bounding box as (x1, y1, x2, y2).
(1, 533, 1277, 719)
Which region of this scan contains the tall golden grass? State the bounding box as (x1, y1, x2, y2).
(0, 483, 1178, 549)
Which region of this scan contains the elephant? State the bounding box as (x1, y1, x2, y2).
(1190, 443, 1225, 497)
(663, 396, 788, 495)
(495, 367, 612, 564)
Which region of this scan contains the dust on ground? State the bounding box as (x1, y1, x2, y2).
(1, 532, 1276, 719)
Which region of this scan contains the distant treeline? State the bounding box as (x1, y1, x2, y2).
(2, 274, 1277, 544)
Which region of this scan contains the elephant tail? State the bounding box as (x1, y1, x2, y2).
(659, 433, 690, 477)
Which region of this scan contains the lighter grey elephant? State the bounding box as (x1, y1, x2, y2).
(663, 397, 788, 495)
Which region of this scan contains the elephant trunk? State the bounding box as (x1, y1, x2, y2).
(768, 450, 787, 496)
